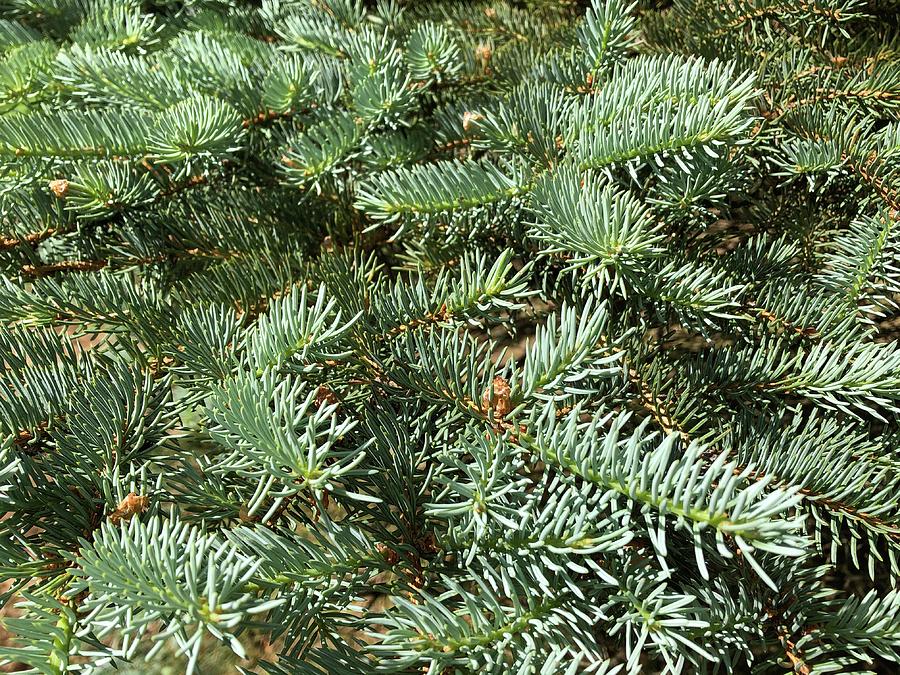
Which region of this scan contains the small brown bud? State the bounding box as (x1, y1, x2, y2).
(415, 531, 438, 556)
(433, 303, 450, 321)
(315, 385, 339, 407)
(108, 492, 149, 525)
(462, 111, 484, 133)
(376, 542, 400, 565)
(49, 179, 69, 199)
(481, 376, 512, 419)
(475, 43, 492, 64)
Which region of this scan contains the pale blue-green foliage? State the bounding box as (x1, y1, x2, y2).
(50, 361, 174, 472)
(205, 369, 368, 516)
(0, 268, 170, 331)
(0, 594, 80, 674)
(359, 126, 431, 170)
(343, 27, 417, 126)
(816, 210, 900, 317)
(0, 327, 85, 435)
(796, 589, 900, 665)
(647, 154, 749, 218)
(0, 108, 154, 158)
(573, 94, 756, 169)
(355, 158, 533, 222)
(2, 0, 900, 673)
(0, 18, 38, 49)
(642, 261, 746, 331)
(466, 81, 572, 165)
(55, 44, 188, 108)
(69, 0, 162, 52)
(170, 302, 243, 385)
(64, 160, 157, 220)
(370, 561, 614, 673)
(524, 407, 807, 587)
(165, 31, 259, 115)
(567, 54, 757, 135)
(69, 516, 284, 675)
(405, 22, 462, 84)
(430, 431, 634, 564)
(0, 40, 56, 110)
(382, 325, 498, 418)
(242, 283, 359, 373)
(147, 95, 245, 167)
(529, 166, 662, 287)
(516, 298, 624, 401)
(362, 248, 533, 335)
(722, 411, 900, 574)
(279, 110, 363, 187)
(262, 54, 317, 113)
(578, 0, 635, 78)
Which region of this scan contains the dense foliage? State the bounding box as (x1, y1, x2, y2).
(1, 0, 900, 672)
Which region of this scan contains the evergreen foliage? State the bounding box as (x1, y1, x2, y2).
(0, 0, 899, 673)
